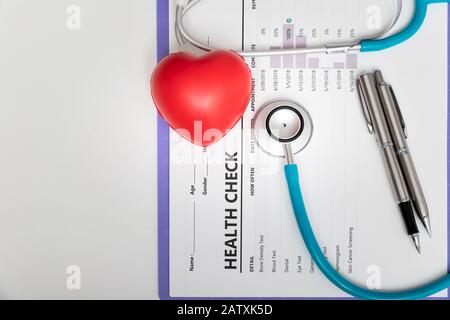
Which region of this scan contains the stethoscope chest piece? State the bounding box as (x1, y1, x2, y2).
(252, 100, 313, 158)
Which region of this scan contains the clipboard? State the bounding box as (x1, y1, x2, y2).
(156, 0, 450, 299)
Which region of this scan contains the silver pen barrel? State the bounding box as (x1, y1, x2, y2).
(374, 70, 431, 237)
(357, 73, 410, 203)
(357, 72, 421, 253)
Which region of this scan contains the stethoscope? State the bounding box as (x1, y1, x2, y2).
(173, 0, 450, 299)
(254, 100, 450, 300)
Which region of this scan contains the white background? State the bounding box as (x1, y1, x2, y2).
(0, 0, 158, 299)
(0, 0, 448, 300)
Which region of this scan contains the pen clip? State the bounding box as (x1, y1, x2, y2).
(389, 85, 408, 139)
(357, 79, 374, 134)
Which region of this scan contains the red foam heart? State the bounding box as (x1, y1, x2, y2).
(151, 50, 252, 147)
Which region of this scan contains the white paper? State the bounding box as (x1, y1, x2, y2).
(168, 0, 448, 298)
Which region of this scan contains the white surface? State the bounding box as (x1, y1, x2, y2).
(169, 0, 448, 298)
(0, 0, 158, 299)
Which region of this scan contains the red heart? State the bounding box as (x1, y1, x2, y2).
(151, 50, 252, 147)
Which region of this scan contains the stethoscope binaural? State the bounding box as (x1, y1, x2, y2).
(174, 0, 450, 299)
(176, 0, 450, 56)
(254, 100, 450, 300)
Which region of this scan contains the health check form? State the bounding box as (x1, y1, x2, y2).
(157, 0, 449, 298)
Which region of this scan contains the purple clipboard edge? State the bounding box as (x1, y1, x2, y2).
(157, 0, 450, 300)
(157, 0, 170, 300)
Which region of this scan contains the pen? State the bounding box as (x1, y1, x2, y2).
(357, 72, 421, 253)
(374, 70, 431, 237)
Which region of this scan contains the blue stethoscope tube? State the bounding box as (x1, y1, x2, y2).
(285, 164, 450, 300)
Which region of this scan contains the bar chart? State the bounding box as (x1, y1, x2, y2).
(270, 24, 358, 70)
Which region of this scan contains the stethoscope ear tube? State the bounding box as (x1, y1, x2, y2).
(284, 164, 450, 300)
(361, 0, 424, 52)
